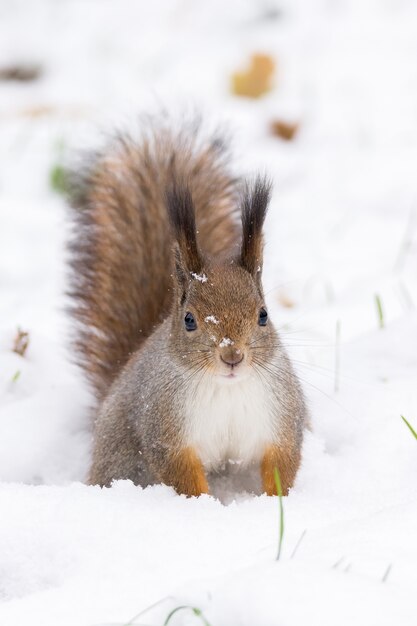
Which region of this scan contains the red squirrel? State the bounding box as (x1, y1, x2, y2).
(68, 120, 307, 496)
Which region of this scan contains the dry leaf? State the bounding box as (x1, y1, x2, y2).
(231, 53, 276, 98)
(20, 105, 56, 118)
(13, 328, 29, 357)
(270, 119, 300, 141)
(277, 293, 296, 308)
(0, 64, 42, 82)
(17, 104, 89, 119)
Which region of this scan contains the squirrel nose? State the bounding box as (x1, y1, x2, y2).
(220, 347, 244, 367)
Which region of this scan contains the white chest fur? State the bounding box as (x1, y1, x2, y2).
(184, 373, 277, 471)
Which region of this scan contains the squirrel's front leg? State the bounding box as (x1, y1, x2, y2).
(261, 443, 301, 496)
(160, 446, 209, 497)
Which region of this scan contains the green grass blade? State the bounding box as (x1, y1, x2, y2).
(401, 415, 417, 440)
(375, 294, 384, 329)
(122, 596, 172, 626)
(273, 466, 284, 561)
(50, 163, 70, 195)
(164, 605, 211, 626)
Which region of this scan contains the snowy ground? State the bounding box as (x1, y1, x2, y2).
(1, 1, 417, 624)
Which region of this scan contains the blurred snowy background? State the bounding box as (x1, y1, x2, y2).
(1, 1, 417, 625)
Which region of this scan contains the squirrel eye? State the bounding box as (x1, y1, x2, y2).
(258, 307, 268, 326)
(184, 312, 197, 331)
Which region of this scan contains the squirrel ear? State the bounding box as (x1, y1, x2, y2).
(172, 243, 192, 302)
(240, 175, 272, 278)
(166, 182, 203, 296)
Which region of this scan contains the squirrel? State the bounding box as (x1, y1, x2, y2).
(68, 119, 307, 497)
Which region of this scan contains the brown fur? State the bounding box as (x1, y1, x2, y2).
(68, 122, 240, 400)
(261, 443, 301, 496)
(161, 447, 209, 497)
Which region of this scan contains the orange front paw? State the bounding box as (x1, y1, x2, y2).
(165, 447, 209, 497)
(261, 444, 300, 496)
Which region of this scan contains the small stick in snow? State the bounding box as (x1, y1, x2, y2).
(334, 319, 341, 393)
(396, 280, 415, 311)
(394, 206, 416, 271)
(332, 556, 345, 569)
(381, 563, 392, 583)
(290, 529, 306, 559)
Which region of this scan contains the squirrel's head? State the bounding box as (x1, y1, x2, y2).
(167, 176, 277, 382)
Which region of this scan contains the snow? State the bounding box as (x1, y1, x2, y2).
(191, 272, 208, 283)
(204, 316, 219, 325)
(1, 1, 417, 625)
(219, 337, 234, 348)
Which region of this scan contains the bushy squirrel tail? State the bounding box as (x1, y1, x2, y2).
(67, 119, 240, 399)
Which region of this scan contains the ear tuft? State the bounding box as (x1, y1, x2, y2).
(240, 175, 272, 276)
(166, 181, 203, 274)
